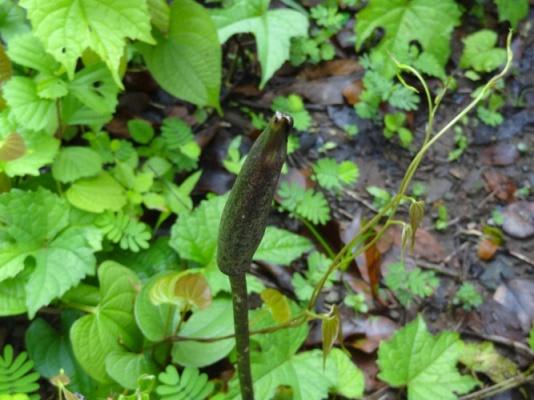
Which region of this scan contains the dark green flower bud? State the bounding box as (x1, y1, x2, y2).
(218, 112, 292, 276)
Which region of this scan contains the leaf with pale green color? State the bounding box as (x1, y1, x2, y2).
(254, 227, 312, 265)
(140, 0, 221, 110)
(322, 305, 340, 366)
(6, 32, 56, 72)
(0, 0, 30, 42)
(128, 119, 154, 144)
(61, 94, 112, 130)
(147, 0, 169, 33)
(70, 261, 142, 383)
(378, 315, 477, 400)
(212, 0, 308, 88)
(25, 316, 95, 396)
(494, 0, 529, 28)
(35, 73, 69, 99)
(150, 271, 211, 311)
(3, 130, 59, 177)
(0, 276, 26, 316)
(156, 365, 213, 400)
(52, 147, 102, 183)
(356, 0, 461, 78)
(135, 272, 181, 342)
(459, 30, 507, 73)
(3, 77, 57, 133)
(459, 341, 518, 383)
(66, 172, 127, 213)
(260, 288, 291, 323)
(172, 299, 234, 368)
(69, 63, 119, 115)
(0, 189, 101, 317)
(105, 351, 157, 390)
(20, 0, 154, 85)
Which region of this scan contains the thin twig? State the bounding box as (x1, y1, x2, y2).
(459, 370, 534, 400)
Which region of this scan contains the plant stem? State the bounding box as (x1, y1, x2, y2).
(230, 273, 254, 400)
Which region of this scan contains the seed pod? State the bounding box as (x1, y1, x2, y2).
(218, 112, 292, 276)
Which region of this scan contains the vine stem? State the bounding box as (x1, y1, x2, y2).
(230, 273, 254, 400)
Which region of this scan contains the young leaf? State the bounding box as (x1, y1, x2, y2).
(211, 0, 308, 88)
(70, 261, 143, 383)
(6, 32, 56, 73)
(156, 365, 213, 400)
(321, 305, 341, 366)
(494, 0, 529, 28)
(459, 30, 507, 73)
(459, 341, 518, 383)
(356, 0, 461, 78)
(128, 119, 154, 144)
(105, 351, 157, 390)
(260, 288, 291, 323)
(52, 147, 102, 183)
(150, 271, 211, 310)
(140, 0, 221, 110)
(312, 158, 359, 192)
(0, 345, 40, 398)
(378, 315, 477, 400)
(20, 0, 154, 85)
(66, 172, 127, 213)
(278, 181, 331, 224)
(0, 133, 25, 162)
(0, 277, 26, 316)
(254, 227, 312, 265)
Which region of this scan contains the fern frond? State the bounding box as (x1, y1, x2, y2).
(96, 212, 152, 252)
(0, 345, 39, 399)
(156, 366, 213, 400)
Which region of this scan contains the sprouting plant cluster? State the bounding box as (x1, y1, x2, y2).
(0, 0, 530, 399)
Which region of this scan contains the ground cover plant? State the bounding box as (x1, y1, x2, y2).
(0, 0, 533, 399)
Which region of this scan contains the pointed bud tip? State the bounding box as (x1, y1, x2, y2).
(273, 111, 293, 129)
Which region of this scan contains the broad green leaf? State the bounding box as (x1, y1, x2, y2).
(327, 348, 365, 399)
(254, 227, 312, 265)
(494, 0, 529, 28)
(20, 0, 154, 85)
(35, 73, 69, 99)
(3, 130, 59, 177)
(459, 30, 507, 73)
(61, 94, 112, 130)
(0, 133, 25, 162)
(0, 276, 26, 316)
(25, 316, 94, 395)
(6, 32, 57, 72)
(3, 76, 57, 133)
(212, 0, 308, 88)
(172, 299, 234, 368)
(0, 0, 30, 42)
(356, 0, 461, 78)
(135, 272, 181, 342)
(459, 341, 518, 383)
(52, 146, 102, 183)
(69, 63, 120, 115)
(105, 351, 156, 390)
(70, 261, 142, 383)
(147, 0, 170, 33)
(0, 189, 101, 317)
(378, 315, 477, 400)
(140, 0, 221, 110)
(66, 172, 127, 213)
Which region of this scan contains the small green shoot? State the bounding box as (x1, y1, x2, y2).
(448, 126, 468, 161)
(312, 158, 359, 193)
(344, 293, 368, 313)
(453, 282, 483, 311)
(271, 94, 311, 131)
(434, 204, 449, 231)
(384, 262, 439, 306)
(366, 186, 392, 210)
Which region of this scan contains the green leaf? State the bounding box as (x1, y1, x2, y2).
(147, 0, 170, 33)
(20, 0, 154, 85)
(105, 351, 156, 390)
(140, 0, 221, 110)
(312, 158, 359, 192)
(0, 0, 30, 42)
(321, 306, 340, 366)
(52, 147, 102, 183)
(6, 32, 57, 72)
(61, 94, 112, 130)
(172, 298, 234, 368)
(212, 0, 308, 88)
(278, 181, 331, 224)
(0, 345, 40, 397)
(70, 261, 142, 383)
(260, 288, 291, 323)
(271, 94, 311, 131)
(156, 365, 213, 400)
(68, 63, 119, 115)
(378, 315, 477, 400)
(494, 0, 529, 28)
(3, 130, 59, 177)
(529, 325, 534, 351)
(0, 277, 26, 316)
(134, 272, 181, 342)
(128, 119, 154, 144)
(356, 0, 461, 78)
(459, 30, 507, 73)
(254, 227, 312, 265)
(66, 172, 127, 213)
(25, 316, 94, 395)
(0, 189, 101, 317)
(3, 77, 57, 133)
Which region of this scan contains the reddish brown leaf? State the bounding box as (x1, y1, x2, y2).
(298, 59, 362, 80)
(477, 238, 498, 261)
(342, 80, 363, 105)
(482, 169, 516, 203)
